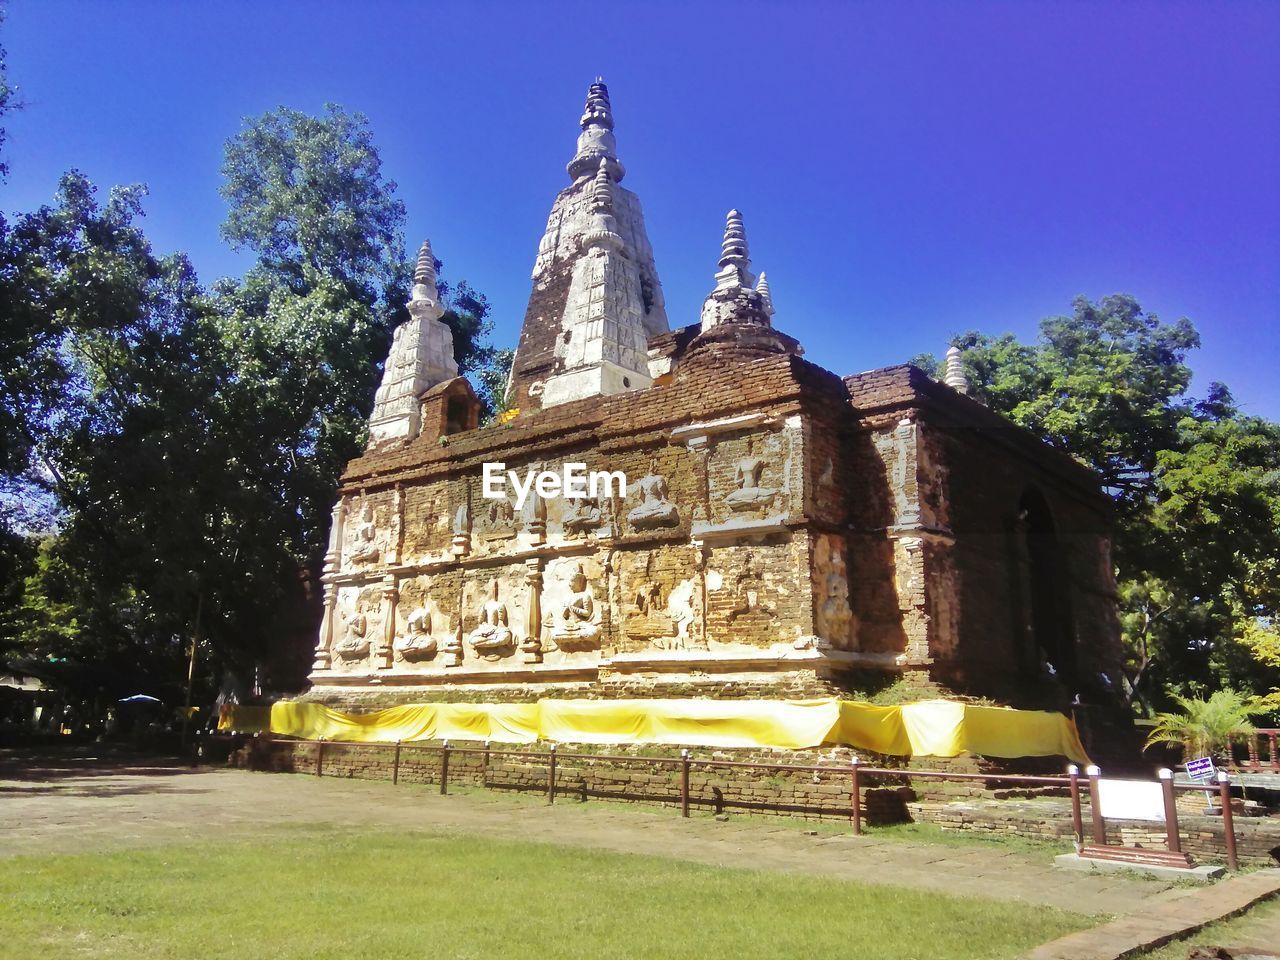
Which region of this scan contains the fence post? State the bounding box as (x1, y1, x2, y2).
(1067, 764, 1083, 845)
(680, 750, 691, 818)
(547, 744, 557, 804)
(440, 739, 450, 795)
(1158, 768, 1182, 855)
(1247, 734, 1261, 772)
(1218, 771, 1239, 871)
(1086, 764, 1106, 845)
(850, 756, 862, 836)
(1270, 732, 1279, 773)
(316, 737, 326, 778)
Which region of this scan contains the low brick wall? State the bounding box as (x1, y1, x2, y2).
(909, 799, 1280, 868)
(230, 737, 913, 824)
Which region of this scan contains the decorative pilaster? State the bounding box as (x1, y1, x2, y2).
(451, 499, 471, 557)
(377, 575, 398, 669)
(522, 489, 546, 546)
(312, 500, 346, 670)
(313, 581, 338, 671)
(521, 559, 544, 664)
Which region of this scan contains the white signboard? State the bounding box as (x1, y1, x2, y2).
(1097, 778, 1165, 822)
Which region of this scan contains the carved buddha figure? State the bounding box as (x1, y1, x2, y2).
(334, 605, 372, 661)
(394, 606, 437, 661)
(468, 579, 513, 655)
(562, 495, 602, 538)
(348, 499, 381, 564)
(724, 438, 777, 512)
(553, 564, 599, 647)
(627, 467, 679, 530)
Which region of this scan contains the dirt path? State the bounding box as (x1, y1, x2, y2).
(0, 749, 1182, 917)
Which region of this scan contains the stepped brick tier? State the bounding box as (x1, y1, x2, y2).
(307, 80, 1127, 740)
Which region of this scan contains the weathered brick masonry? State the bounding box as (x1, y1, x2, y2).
(303, 80, 1130, 753)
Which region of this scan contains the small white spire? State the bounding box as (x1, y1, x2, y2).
(412, 239, 438, 296)
(713, 209, 755, 291)
(756, 271, 774, 316)
(591, 159, 613, 212)
(944, 345, 970, 395)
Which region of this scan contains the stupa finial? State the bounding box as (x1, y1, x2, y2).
(944, 345, 970, 395)
(756, 271, 774, 316)
(711, 209, 755, 291)
(581, 77, 614, 131)
(413, 239, 437, 291)
(567, 78, 625, 182)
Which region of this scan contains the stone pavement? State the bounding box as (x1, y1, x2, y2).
(1, 748, 1181, 917)
(1024, 869, 1280, 960)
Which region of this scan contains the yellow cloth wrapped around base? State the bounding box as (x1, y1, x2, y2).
(220, 697, 1088, 762)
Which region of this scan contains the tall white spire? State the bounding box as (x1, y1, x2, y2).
(367, 239, 458, 445)
(510, 79, 668, 409)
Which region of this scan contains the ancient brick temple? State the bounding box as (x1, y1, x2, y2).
(307, 80, 1125, 716)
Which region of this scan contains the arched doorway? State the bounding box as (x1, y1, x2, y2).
(1017, 488, 1077, 687)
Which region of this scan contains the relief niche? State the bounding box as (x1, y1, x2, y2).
(549, 561, 603, 652)
(813, 534, 856, 651)
(344, 493, 390, 568)
(626, 463, 680, 531)
(392, 576, 439, 663)
(332, 586, 384, 666)
(467, 578, 516, 659)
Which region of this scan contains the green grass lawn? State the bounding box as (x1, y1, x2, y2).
(0, 828, 1092, 960)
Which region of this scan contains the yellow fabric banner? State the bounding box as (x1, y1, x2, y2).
(219, 696, 1088, 762)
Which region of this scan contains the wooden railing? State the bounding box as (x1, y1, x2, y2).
(1233, 728, 1280, 773)
(229, 734, 1244, 871)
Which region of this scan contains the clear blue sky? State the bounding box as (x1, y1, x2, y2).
(5, 1, 1278, 416)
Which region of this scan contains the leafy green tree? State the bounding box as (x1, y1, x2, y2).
(939, 296, 1280, 713)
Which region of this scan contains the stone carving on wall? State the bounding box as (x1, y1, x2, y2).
(724, 438, 777, 513)
(333, 588, 382, 663)
(669, 579, 705, 650)
(522, 490, 547, 545)
(626, 576, 676, 643)
(521, 560, 544, 663)
(442, 618, 464, 667)
(345, 495, 385, 566)
(627, 468, 679, 530)
(562, 494, 604, 539)
(727, 555, 776, 623)
(551, 563, 601, 651)
(475, 497, 517, 543)
(393, 606, 437, 662)
(468, 579, 515, 658)
(451, 501, 471, 556)
(813, 535, 854, 650)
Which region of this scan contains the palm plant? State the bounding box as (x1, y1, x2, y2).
(1143, 689, 1258, 761)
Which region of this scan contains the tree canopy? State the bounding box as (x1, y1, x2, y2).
(932, 296, 1280, 715)
(1, 101, 508, 706)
